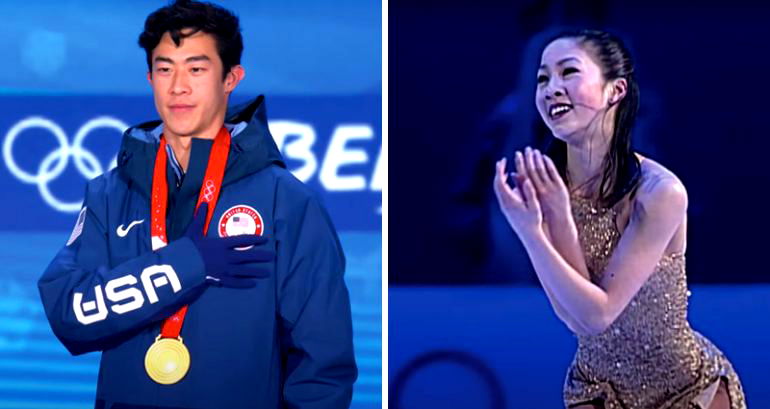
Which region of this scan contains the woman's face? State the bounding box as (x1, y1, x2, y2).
(535, 38, 611, 142)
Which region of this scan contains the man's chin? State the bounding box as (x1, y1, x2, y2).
(163, 123, 197, 138)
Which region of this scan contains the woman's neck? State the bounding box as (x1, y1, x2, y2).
(565, 130, 611, 195)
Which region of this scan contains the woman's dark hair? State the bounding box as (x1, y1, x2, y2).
(138, 0, 243, 80)
(542, 29, 641, 208)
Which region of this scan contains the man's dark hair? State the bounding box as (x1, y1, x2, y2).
(138, 0, 243, 80)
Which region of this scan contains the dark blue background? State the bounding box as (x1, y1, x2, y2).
(391, 0, 770, 284)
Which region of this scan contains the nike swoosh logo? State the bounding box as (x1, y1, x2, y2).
(116, 219, 145, 238)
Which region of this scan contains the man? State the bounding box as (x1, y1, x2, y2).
(37, 1, 357, 408)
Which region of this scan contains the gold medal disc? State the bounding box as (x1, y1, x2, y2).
(145, 336, 190, 384)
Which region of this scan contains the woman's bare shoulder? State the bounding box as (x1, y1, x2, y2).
(634, 154, 688, 214)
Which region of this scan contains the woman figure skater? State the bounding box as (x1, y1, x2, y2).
(493, 29, 746, 409)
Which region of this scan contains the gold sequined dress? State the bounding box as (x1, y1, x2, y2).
(563, 196, 746, 409)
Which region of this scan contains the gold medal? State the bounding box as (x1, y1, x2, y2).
(144, 335, 190, 384)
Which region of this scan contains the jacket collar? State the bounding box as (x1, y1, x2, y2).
(116, 95, 285, 198)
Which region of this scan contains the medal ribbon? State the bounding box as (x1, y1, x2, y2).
(150, 126, 231, 339)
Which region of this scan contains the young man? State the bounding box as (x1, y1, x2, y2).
(37, 1, 357, 408)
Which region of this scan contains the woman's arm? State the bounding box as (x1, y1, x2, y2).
(519, 175, 687, 335)
(539, 216, 594, 336)
(498, 156, 591, 334)
(517, 148, 591, 280)
(512, 149, 593, 334)
(542, 213, 590, 278)
(539, 273, 592, 335)
(536, 220, 592, 335)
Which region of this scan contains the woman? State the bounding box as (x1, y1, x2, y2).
(493, 29, 746, 409)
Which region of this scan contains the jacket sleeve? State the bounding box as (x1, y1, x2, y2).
(38, 180, 208, 356)
(276, 192, 357, 409)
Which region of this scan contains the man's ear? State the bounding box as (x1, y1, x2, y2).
(608, 78, 628, 105)
(147, 71, 152, 84)
(224, 65, 245, 93)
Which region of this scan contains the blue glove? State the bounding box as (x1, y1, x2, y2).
(185, 202, 274, 288)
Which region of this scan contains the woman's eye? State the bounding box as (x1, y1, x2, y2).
(563, 67, 578, 76)
(537, 74, 548, 84)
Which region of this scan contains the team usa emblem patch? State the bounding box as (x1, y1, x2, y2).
(218, 205, 264, 238)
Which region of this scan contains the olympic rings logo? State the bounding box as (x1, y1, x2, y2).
(203, 179, 216, 201)
(3, 116, 129, 212)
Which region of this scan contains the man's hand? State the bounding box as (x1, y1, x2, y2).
(185, 202, 274, 288)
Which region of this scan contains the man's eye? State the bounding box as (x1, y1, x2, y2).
(156, 67, 171, 73)
(191, 67, 206, 73)
(537, 74, 548, 84)
(563, 67, 579, 76)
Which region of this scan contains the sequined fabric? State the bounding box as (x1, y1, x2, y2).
(563, 196, 746, 409)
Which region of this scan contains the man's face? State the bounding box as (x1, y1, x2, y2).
(148, 30, 241, 139)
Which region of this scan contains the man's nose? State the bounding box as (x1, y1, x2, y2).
(170, 72, 190, 95)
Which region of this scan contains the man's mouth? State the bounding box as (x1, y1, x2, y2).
(549, 103, 573, 120)
(169, 104, 195, 113)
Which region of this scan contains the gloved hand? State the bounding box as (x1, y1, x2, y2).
(184, 202, 274, 288)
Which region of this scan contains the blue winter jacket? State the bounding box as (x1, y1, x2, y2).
(37, 96, 357, 409)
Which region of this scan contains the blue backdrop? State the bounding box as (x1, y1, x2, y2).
(0, 1, 381, 408)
